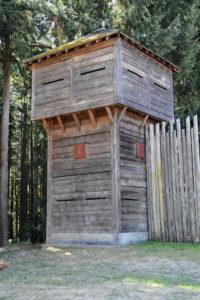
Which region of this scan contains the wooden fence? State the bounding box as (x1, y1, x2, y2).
(146, 115, 200, 243)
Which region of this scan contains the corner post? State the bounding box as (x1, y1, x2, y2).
(111, 107, 121, 240)
(46, 121, 53, 243)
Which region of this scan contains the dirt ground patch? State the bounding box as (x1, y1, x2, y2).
(1, 242, 200, 299)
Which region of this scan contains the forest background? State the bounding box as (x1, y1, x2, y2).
(0, 0, 199, 246)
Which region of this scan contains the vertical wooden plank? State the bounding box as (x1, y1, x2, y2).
(166, 129, 175, 241)
(146, 125, 153, 239)
(182, 128, 190, 242)
(113, 38, 122, 100)
(147, 59, 151, 109)
(150, 124, 158, 239)
(173, 126, 182, 242)
(46, 122, 53, 242)
(186, 116, 196, 242)
(191, 127, 198, 242)
(155, 123, 163, 240)
(193, 115, 200, 173)
(70, 56, 74, 104)
(176, 119, 186, 241)
(31, 64, 36, 120)
(111, 107, 121, 235)
(193, 115, 200, 242)
(161, 122, 168, 241)
(170, 121, 179, 241)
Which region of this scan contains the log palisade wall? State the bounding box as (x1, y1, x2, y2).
(32, 37, 174, 123)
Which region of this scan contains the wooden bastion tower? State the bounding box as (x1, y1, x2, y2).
(23, 28, 179, 246)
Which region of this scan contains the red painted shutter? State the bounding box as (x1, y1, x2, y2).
(74, 144, 86, 159)
(136, 143, 144, 159)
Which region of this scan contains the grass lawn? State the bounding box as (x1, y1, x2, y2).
(1, 241, 200, 299)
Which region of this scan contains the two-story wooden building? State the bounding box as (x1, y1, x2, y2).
(23, 28, 179, 246)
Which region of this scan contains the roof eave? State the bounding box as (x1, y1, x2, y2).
(22, 30, 180, 73)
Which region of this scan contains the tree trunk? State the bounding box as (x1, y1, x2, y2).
(19, 103, 28, 241)
(32, 132, 38, 241)
(0, 60, 11, 247)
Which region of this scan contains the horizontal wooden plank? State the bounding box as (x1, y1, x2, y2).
(35, 99, 71, 112)
(50, 226, 113, 233)
(121, 200, 147, 208)
(121, 178, 146, 188)
(36, 86, 70, 103)
(74, 70, 113, 90)
(52, 199, 112, 212)
(52, 179, 111, 195)
(122, 53, 148, 73)
(74, 45, 113, 64)
(52, 172, 111, 185)
(74, 91, 114, 105)
(52, 157, 111, 171)
(52, 190, 112, 201)
(32, 97, 118, 121)
(52, 165, 112, 178)
(74, 52, 114, 70)
(36, 77, 70, 95)
(52, 183, 111, 195)
(36, 60, 71, 81)
(121, 41, 148, 66)
(121, 223, 147, 231)
(53, 131, 111, 148)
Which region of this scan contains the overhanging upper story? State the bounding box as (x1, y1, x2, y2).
(23, 29, 180, 123)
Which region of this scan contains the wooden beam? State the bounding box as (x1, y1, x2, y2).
(140, 114, 149, 130)
(56, 115, 65, 133)
(72, 112, 81, 130)
(88, 109, 96, 128)
(105, 106, 114, 125)
(42, 118, 50, 134)
(117, 106, 127, 125)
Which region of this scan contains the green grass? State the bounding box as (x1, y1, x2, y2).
(1, 241, 200, 299)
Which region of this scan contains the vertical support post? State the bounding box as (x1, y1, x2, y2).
(113, 38, 122, 101)
(70, 56, 74, 104)
(46, 121, 53, 243)
(111, 107, 121, 241)
(31, 64, 36, 119)
(186, 116, 196, 242)
(193, 115, 200, 241)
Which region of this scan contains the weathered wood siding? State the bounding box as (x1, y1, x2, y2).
(47, 113, 115, 235)
(34, 59, 71, 119)
(32, 40, 116, 120)
(121, 41, 173, 122)
(119, 111, 149, 233)
(73, 45, 114, 104)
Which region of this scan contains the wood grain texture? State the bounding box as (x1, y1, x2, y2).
(119, 110, 150, 233)
(146, 116, 200, 243)
(49, 113, 114, 234)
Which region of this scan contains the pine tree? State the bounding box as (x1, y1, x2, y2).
(0, 0, 55, 246)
